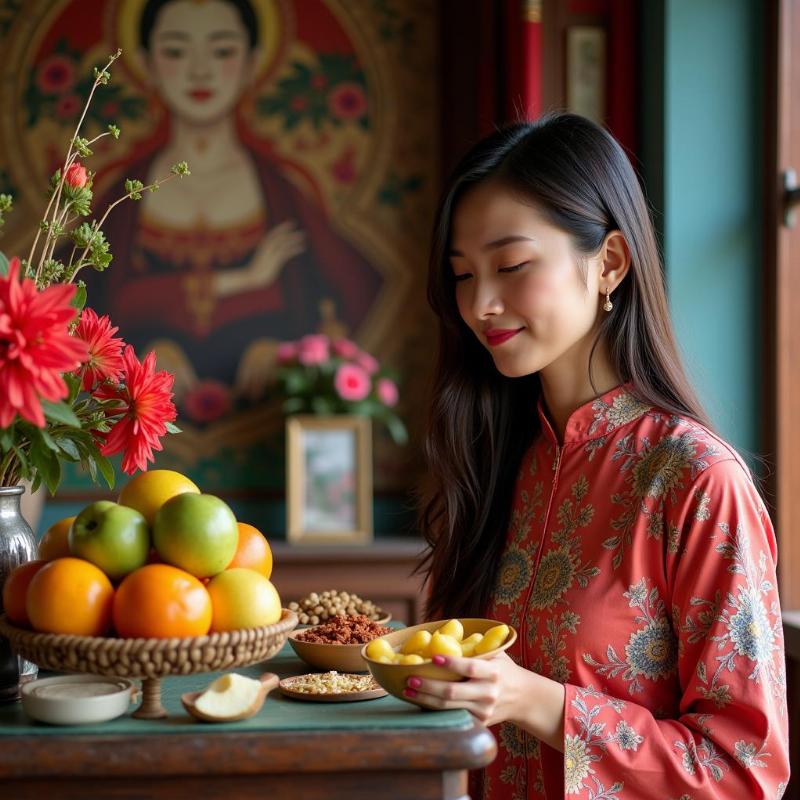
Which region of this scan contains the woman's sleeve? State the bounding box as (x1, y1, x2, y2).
(561, 457, 790, 799)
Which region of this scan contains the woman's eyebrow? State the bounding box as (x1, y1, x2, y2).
(449, 235, 536, 257)
(209, 31, 246, 41)
(155, 31, 190, 41)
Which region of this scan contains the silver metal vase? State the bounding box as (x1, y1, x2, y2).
(0, 485, 38, 702)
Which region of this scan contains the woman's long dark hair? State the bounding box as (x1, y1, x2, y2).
(418, 113, 711, 621)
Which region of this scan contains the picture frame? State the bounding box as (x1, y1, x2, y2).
(286, 415, 373, 545)
(566, 26, 607, 125)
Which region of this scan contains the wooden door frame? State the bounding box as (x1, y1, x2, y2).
(764, 0, 800, 609)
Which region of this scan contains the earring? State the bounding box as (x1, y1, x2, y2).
(603, 288, 613, 312)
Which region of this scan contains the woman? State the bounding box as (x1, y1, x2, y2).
(91, 0, 382, 414)
(413, 113, 789, 798)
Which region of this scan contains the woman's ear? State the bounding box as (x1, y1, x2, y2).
(599, 230, 631, 291)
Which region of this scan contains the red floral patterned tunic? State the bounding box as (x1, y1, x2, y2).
(476, 384, 789, 799)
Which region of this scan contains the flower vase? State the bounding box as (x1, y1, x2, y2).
(0, 486, 38, 702)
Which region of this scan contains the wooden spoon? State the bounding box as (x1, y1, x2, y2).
(181, 672, 279, 722)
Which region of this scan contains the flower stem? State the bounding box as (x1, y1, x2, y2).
(31, 51, 121, 283)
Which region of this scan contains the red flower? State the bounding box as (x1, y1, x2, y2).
(327, 83, 367, 120)
(36, 55, 76, 95)
(95, 346, 177, 475)
(74, 308, 125, 391)
(0, 257, 88, 428)
(64, 162, 87, 189)
(182, 380, 231, 424)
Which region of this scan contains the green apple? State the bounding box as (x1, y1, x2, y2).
(69, 501, 150, 580)
(152, 493, 239, 578)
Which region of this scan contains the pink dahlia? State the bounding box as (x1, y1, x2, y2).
(95, 346, 177, 474)
(332, 338, 359, 359)
(0, 257, 88, 427)
(334, 363, 370, 402)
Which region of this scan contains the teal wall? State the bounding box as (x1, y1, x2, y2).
(641, 0, 763, 462)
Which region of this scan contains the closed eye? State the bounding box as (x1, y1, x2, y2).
(498, 261, 529, 273)
(453, 273, 472, 282)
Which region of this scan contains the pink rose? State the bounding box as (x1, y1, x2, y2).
(276, 341, 298, 364)
(334, 363, 370, 402)
(357, 352, 379, 374)
(376, 378, 399, 407)
(64, 162, 88, 189)
(297, 334, 329, 366)
(332, 338, 359, 359)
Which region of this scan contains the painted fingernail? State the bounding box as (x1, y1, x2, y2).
(433, 655, 447, 665)
(403, 688, 418, 698)
(408, 677, 422, 689)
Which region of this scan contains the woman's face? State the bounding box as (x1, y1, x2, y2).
(450, 181, 606, 380)
(145, 0, 254, 125)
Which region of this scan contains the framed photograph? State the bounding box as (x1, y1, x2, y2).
(286, 415, 373, 545)
(566, 26, 607, 124)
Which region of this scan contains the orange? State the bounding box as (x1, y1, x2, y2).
(26, 558, 114, 636)
(207, 568, 282, 632)
(37, 516, 76, 561)
(227, 522, 273, 578)
(113, 564, 212, 639)
(118, 469, 199, 526)
(2, 560, 47, 627)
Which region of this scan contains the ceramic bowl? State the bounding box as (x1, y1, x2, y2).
(360, 618, 517, 707)
(21, 674, 136, 725)
(287, 628, 381, 673)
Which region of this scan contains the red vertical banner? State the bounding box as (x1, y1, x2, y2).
(504, 0, 542, 122)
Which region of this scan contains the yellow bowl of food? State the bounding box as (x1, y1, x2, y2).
(360, 618, 516, 706)
(288, 614, 394, 673)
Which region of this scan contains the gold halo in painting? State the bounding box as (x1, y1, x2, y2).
(114, 0, 287, 87)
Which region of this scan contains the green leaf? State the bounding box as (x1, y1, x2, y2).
(384, 414, 408, 445)
(70, 282, 87, 310)
(95, 453, 115, 490)
(282, 397, 307, 414)
(165, 421, 182, 434)
(0, 251, 8, 277)
(0, 425, 13, 450)
(311, 396, 335, 415)
(55, 436, 80, 460)
(42, 400, 80, 427)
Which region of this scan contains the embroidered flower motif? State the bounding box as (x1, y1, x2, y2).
(734, 740, 770, 769)
(498, 721, 538, 758)
(590, 391, 650, 435)
(495, 547, 533, 605)
(614, 720, 644, 751)
(625, 617, 678, 681)
(728, 587, 775, 664)
(631, 434, 695, 499)
(530, 547, 575, 609)
(564, 734, 593, 794)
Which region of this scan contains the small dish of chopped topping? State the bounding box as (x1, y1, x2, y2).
(279, 671, 387, 703)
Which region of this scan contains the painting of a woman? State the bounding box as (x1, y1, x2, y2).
(89, 0, 383, 421)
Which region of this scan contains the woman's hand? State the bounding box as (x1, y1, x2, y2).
(404, 651, 523, 727)
(404, 652, 566, 751)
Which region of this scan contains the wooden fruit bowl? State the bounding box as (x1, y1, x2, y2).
(0, 609, 298, 719)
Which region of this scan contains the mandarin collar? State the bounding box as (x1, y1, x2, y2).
(536, 383, 651, 445)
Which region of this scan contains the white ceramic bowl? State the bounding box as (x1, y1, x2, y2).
(21, 674, 136, 725)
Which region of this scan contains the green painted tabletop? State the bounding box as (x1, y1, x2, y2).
(0, 625, 473, 737)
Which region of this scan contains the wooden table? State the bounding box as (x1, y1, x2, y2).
(0, 631, 496, 799)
